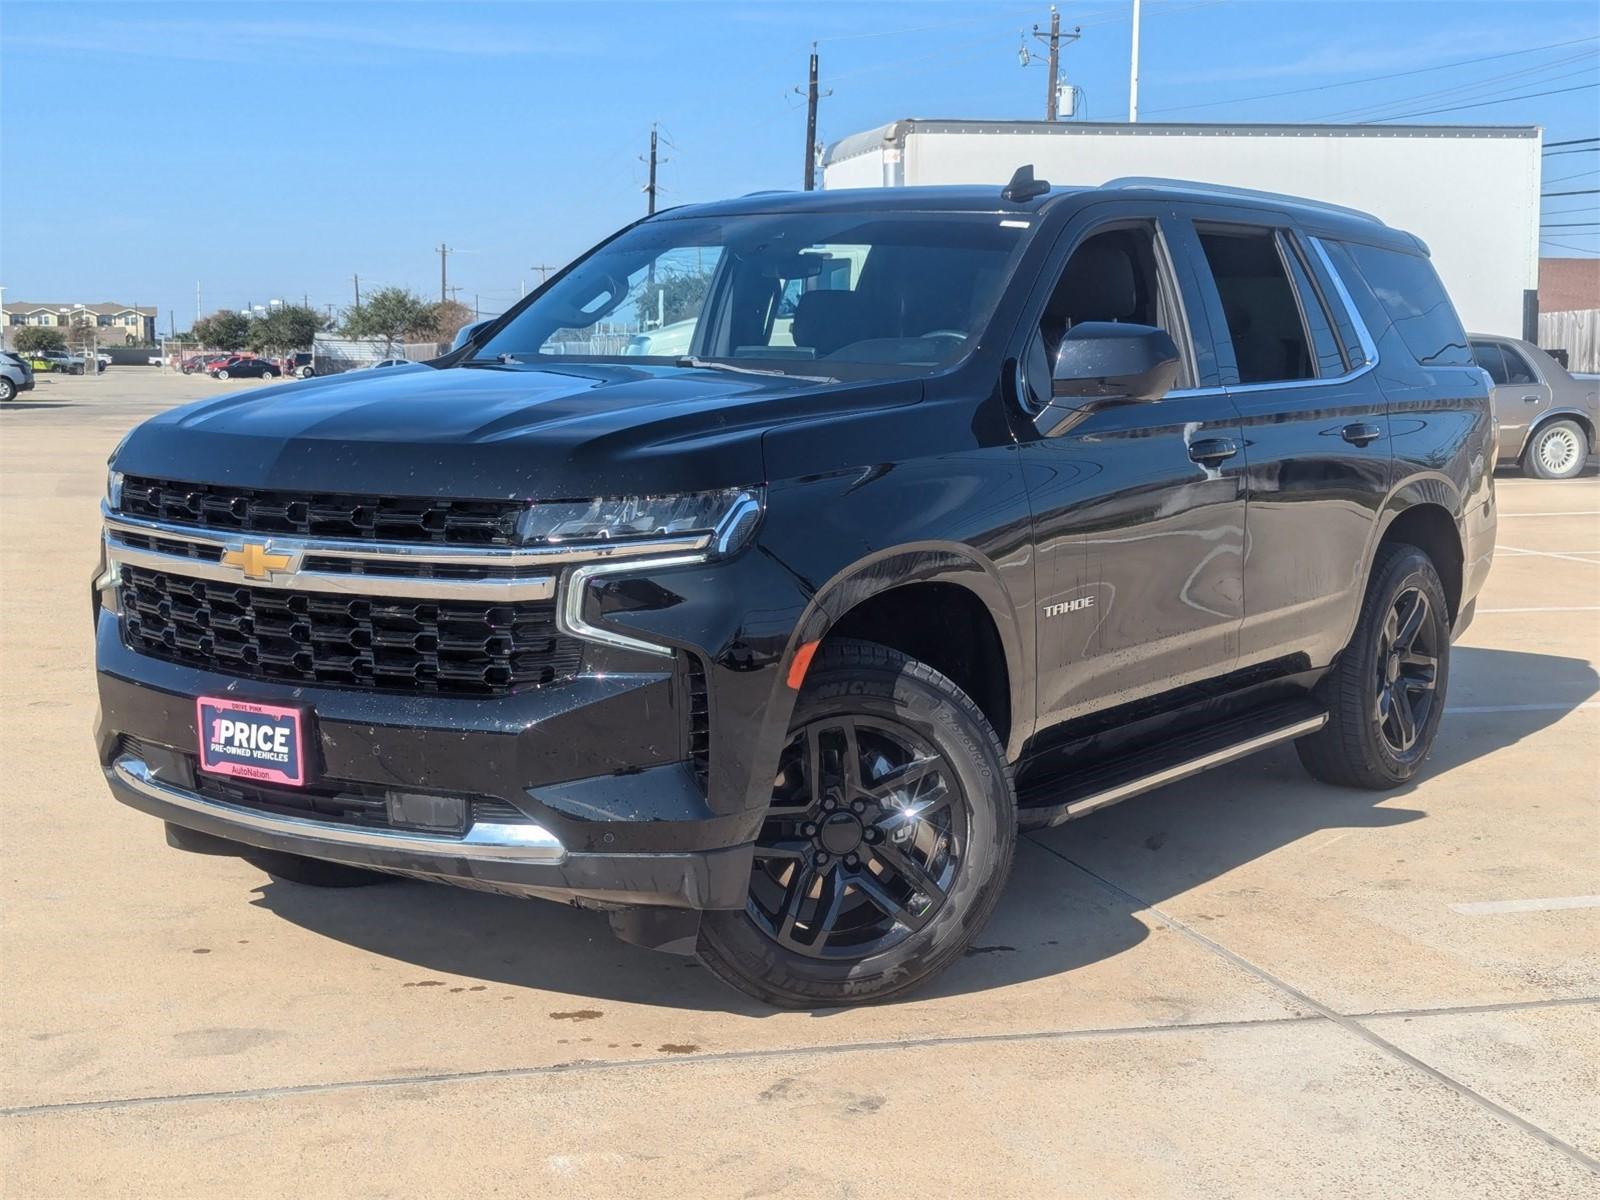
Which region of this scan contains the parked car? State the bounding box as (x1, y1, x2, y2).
(0, 350, 35, 401)
(1469, 334, 1597, 479)
(282, 351, 315, 379)
(622, 318, 697, 357)
(210, 356, 280, 380)
(95, 175, 1495, 1007)
(25, 349, 100, 375)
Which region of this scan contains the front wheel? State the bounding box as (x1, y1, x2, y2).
(215, 369, 230, 380)
(0, 378, 15, 402)
(297, 366, 313, 378)
(1297, 543, 1450, 790)
(697, 640, 1016, 1008)
(1524, 419, 1589, 480)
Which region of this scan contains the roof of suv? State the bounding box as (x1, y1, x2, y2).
(664, 178, 1416, 250)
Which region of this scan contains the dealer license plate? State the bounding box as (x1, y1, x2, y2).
(195, 696, 307, 787)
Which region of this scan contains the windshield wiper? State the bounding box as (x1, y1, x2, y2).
(674, 356, 831, 382)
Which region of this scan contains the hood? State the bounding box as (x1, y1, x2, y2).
(115, 362, 919, 499)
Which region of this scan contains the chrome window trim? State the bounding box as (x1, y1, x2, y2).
(558, 554, 708, 659)
(1166, 236, 1380, 400)
(113, 756, 567, 863)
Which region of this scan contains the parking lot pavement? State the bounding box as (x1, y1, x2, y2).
(3, 372, 1597, 1197)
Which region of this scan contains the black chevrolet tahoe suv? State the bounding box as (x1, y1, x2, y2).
(95, 174, 1496, 1007)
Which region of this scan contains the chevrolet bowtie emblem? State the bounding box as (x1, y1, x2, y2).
(221, 542, 295, 581)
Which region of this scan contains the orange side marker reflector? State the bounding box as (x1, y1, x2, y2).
(787, 640, 821, 690)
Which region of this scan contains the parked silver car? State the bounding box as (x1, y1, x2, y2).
(0, 351, 36, 402)
(1470, 334, 1598, 479)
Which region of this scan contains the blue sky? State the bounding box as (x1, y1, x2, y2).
(3, 0, 1597, 332)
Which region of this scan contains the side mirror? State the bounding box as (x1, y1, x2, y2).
(1051, 322, 1178, 404)
(451, 319, 493, 353)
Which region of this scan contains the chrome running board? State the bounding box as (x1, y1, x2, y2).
(1018, 702, 1328, 829)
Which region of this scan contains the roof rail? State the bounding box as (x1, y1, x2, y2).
(1102, 176, 1381, 223)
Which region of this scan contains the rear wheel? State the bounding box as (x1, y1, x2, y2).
(1297, 543, 1449, 789)
(216, 369, 230, 380)
(0, 378, 14, 402)
(697, 640, 1015, 1008)
(298, 365, 313, 378)
(1524, 419, 1588, 480)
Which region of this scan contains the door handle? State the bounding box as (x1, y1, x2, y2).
(1522, 395, 1543, 404)
(1188, 437, 1239, 465)
(1341, 422, 1383, 447)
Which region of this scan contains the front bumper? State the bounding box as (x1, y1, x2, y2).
(105, 753, 751, 910)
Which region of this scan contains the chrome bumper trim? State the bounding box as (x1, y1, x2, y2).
(112, 756, 567, 864)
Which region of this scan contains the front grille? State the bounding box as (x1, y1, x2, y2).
(119, 564, 581, 694)
(119, 476, 525, 546)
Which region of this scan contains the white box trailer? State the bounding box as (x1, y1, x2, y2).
(822, 120, 1541, 338)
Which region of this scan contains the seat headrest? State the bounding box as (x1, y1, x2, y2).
(1057, 242, 1138, 323)
(792, 291, 867, 357)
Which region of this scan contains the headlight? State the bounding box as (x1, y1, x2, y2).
(517, 487, 763, 555)
(107, 469, 124, 510)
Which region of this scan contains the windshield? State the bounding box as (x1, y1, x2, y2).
(474, 211, 1030, 376)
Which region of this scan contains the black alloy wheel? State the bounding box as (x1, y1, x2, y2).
(698, 640, 1015, 1008)
(1297, 542, 1450, 789)
(748, 716, 968, 960)
(1374, 585, 1439, 755)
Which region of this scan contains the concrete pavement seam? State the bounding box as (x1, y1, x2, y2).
(0, 1013, 1325, 1119)
(1026, 836, 1600, 1175)
(1346, 996, 1600, 1021)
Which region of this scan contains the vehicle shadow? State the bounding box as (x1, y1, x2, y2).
(249, 646, 1596, 1013)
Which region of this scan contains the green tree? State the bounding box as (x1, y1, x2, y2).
(247, 304, 322, 355)
(342, 287, 435, 355)
(192, 309, 251, 351)
(13, 326, 67, 355)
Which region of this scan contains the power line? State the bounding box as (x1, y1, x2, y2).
(1544, 146, 1600, 156)
(1547, 136, 1600, 147)
(1367, 81, 1599, 124)
(1540, 221, 1600, 228)
(1544, 168, 1600, 183)
(1544, 188, 1600, 197)
(1320, 52, 1598, 123)
(1145, 34, 1598, 116)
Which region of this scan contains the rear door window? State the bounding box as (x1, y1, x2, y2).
(1195, 226, 1316, 384)
(1471, 342, 1509, 385)
(1499, 343, 1540, 385)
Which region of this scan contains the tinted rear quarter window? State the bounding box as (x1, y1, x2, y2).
(1339, 242, 1470, 367)
(1499, 343, 1539, 385)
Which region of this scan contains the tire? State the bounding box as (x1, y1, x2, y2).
(1523, 419, 1588, 480)
(1297, 543, 1450, 790)
(216, 369, 230, 380)
(70, 365, 83, 376)
(298, 366, 313, 379)
(0, 378, 14, 402)
(697, 639, 1016, 1008)
(239, 848, 394, 888)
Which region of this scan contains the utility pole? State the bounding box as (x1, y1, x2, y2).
(531, 263, 558, 286)
(195, 281, 202, 325)
(1031, 7, 1081, 121)
(795, 44, 831, 191)
(1128, 0, 1142, 122)
(645, 125, 659, 215)
(352, 274, 361, 313)
(436, 244, 451, 304)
